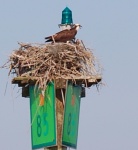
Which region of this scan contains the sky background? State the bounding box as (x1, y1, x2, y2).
(0, 0, 138, 150)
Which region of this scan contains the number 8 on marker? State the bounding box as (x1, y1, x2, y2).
(67, 113, 72, 135)
(37, 113, 48, 137)
(37, 115, 42, 137)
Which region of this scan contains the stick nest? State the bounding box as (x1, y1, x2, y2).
(4, 41, 102, 90)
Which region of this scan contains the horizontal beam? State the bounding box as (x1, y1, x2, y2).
(12, 75, 102, 88)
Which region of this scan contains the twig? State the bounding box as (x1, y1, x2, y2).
(52, 36, 56, 43)
(61, 89, 65, 107)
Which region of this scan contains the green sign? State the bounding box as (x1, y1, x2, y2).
(29, 82, 56, 149)
(62, 82, 81, 149)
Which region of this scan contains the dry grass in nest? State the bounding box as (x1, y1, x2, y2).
(2, 41, 102, 90)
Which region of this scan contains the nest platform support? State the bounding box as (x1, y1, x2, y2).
(45, 87, 67, 150)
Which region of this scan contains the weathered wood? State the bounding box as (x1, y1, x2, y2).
(12, 75, 102, 88)
(44, 88, 67, 150)
(56, 89, 66, 149)
(45, 146, 67, 150)
(55, 79, 66, 89)
(12, 75, 101, 82)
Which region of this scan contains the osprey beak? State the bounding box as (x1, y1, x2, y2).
(79, 25, 82, 28)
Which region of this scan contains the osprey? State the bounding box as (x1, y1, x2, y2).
(45, 24, 82, 43)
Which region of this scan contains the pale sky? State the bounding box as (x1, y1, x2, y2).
(0, 0, 138, 150)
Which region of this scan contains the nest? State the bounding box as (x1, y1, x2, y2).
(3, 41, 101, 90)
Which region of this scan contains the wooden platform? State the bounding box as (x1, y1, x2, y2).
(12, 75, 102, 98)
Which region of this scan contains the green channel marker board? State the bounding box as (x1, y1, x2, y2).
(29, 82, 56, 149)
(62, 82, 81, 149)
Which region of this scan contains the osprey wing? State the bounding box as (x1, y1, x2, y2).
(53, 29, 76, 42)
(45, 29, 76, 42)
(45, 29, 69, 42)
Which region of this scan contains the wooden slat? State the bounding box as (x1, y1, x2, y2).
(12, 75, 102, 88)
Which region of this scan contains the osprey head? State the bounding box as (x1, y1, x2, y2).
(74, 24, 82, 30)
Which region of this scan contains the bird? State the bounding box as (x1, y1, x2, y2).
(45, 24, 82, 43)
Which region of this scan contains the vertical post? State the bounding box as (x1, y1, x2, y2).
(45, 146, 67, 150)
(44, 87, 67, 150)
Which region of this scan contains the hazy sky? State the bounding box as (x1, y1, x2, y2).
(0, 0, 138, 150)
